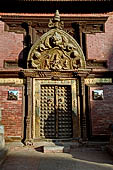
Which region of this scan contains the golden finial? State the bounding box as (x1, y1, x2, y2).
(48, 10, 64, 29)
(54, 10, 60, 22)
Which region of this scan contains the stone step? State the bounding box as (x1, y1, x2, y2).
(43, 145, 70, 153)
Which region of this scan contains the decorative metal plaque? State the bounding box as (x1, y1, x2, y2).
(8, 90, 18, 100)
(92, 90, 104, 100)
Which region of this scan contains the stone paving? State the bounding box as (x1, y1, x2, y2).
(0, 145, 113, 170)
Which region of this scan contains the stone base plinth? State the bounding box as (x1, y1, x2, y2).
(0, 125, 5, 148)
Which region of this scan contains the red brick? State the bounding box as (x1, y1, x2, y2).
(86, 15, 113, 70)
(90, 85, 113, 136)
(0, 21, 23, 69)
(0, 86, 23, 137)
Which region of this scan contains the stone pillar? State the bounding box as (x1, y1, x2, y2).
(0, 108, 5, 148)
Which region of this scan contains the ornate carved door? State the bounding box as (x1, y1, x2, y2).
(40, 85, 73, 139)
(26, 11, 86, 142)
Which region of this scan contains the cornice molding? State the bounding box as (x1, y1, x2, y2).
(0, 14, 108, 34)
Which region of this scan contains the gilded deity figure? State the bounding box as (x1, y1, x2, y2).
(63, 59, 70, 70)
(45, 59, 50, 69)
(51, 32, 62, 47)
(50, 54, 62, 70)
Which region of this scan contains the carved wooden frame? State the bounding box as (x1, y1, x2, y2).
(32, 78, 81, 140)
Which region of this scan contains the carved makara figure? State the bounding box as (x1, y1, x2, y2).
(72, 59, 81, 69)
(28, 10, 86, 70)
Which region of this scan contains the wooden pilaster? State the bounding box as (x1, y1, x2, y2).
(25, 77, 33, 145)
(80, 77, 87, 141)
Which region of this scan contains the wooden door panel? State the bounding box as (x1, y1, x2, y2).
(40, 85, 72, 139)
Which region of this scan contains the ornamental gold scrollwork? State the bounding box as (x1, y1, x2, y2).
(28, 11, 86, 70)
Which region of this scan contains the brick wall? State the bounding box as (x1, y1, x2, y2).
(0, 21, 23, 69)
(90, 85, 113, 136)
(0, 14, 113, 70)
(86, 15, 113, 70)
(0, 86, 23, 137)
(0, 13, 113, 140)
